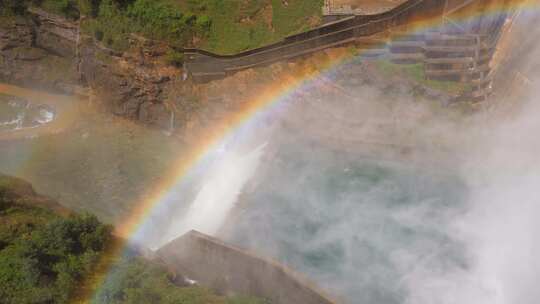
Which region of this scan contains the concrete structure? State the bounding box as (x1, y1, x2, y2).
(388, 0, 517, 102)
(156, 230, 337, 304)
(183, 0, 521, 103)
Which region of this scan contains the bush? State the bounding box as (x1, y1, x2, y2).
(126, 0, 187, 39)
(0, 0, 28, 16)
(78, 0, 214, 51)
(0, 211, 112, 303)
(165, 49, 184, 67)
(196, 14, 212, 32)
(94, 28, 104, 41)
(39, 0, 80, 19)
(78, 0, 101, 17)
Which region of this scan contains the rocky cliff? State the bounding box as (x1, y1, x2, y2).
(0, 9, 176, 129)
(0, 14, 79, 92)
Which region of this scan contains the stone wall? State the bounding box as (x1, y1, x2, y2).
(156, 230, 337, 304)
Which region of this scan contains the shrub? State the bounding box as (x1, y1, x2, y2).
(0, 210, 112, 303)
(0, 0, 28, 15)
(127, 0, 186, 39)
(39, 0, 80, 19)
(165, 49, 184, 67)
(94, 28, 104, 41)
(78, 0, 101, 17)
(196, 14, 212, 32)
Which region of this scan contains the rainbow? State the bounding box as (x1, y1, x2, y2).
(86, 0, 539, 301)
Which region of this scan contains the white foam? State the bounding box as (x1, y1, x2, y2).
(162, 143, 267, 244)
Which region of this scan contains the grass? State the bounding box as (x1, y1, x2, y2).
(176, 0, 323, 54)
(72, 0, 323, 54)
(7, 0, 323, 56)
(375, 60, 472, 95)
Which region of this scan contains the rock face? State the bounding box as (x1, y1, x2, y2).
(0, 17, 33, 51)
(0, 13, 79, 93)
(29, 8, 78, 58)
(78, 36, 174, 128)
(0, 10, 175, 130)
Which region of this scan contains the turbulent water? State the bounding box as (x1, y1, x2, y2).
(162, 50, 540, 304)
(219, 134, 468, 303)
(144, 57, 476, 303)
(0, 95, 56, 132)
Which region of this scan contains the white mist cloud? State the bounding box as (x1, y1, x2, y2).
(217, 37, 540, 303)
(403, 70, 540, 304)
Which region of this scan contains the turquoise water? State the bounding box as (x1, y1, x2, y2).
(225, 136, 468, 303)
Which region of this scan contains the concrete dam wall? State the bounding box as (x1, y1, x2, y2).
(156, 230, 337, 304)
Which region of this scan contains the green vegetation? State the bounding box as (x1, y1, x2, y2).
(165, 49, 185, 67)
(0, 175, 112, 303)
(8, 0, 322, 54)
(0, 0, 28, 16)
(375, 60, 472, 95)
(0, 174, 268, 304)
(38, 0, 81, 19)
(82, 0, 323, 53)
(179, 0, 323, 54)
(82, 0, 212, 51)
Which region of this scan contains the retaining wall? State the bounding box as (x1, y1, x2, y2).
(156, 230, 337, 304)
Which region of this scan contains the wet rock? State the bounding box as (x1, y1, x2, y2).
(0, 14, 78, 93)
(138, 102, 171, 129)
(29, 7, 78, 58)
(79, 36, 174, 128)
(12, 47, 48, 61)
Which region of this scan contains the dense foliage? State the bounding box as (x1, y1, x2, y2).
(4, 0, 322, 54)
(0, 175, 269, 304)
(0, 0, 28, 15)
(0, 176, 111, 303)
(180, 0, 324, 54)
(82, 0, 211, 50)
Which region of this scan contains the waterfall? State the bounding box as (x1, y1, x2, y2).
(162, 143, 267, 244)
(168, 110, 175, 134)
